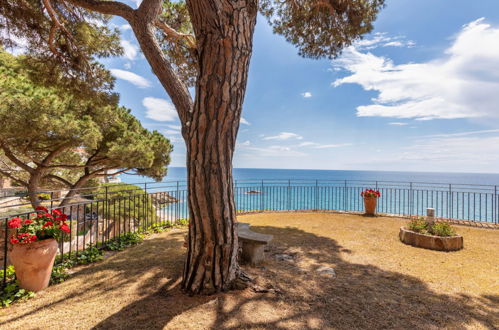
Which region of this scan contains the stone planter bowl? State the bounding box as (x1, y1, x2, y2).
(399, 227, 463, 251)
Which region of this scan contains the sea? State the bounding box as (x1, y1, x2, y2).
(121, 167, 499, 186)
(119, 168, 499, 223)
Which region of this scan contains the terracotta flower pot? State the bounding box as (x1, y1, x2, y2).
(363, 197, 377, 216)
(8, 238, 58, 292)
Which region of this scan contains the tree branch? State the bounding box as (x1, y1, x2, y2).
(64, 0, 135, 20)
(64, 0, 193, 123)
(44, 174, 73, 187)
(95, 168, 131, 176)
(154, 20, 197, 49)
(0, 142, 35, 174)
(0, 169, 28, 187)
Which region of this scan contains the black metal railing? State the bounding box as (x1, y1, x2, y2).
(1, 179, 498, 287)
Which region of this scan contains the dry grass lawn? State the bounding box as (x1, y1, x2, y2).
(1, 212, 498, 329)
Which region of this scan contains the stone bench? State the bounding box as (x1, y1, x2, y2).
(237, 222, 273, 265)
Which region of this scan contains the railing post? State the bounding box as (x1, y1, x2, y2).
(287, 179, 291, 211)
(449, 184, 452, 220)
(176, 181, 180, 221)
(495, 185, 497, 224)
(409, 182, 413, 217)
(315, 179, 318, 211)
(260, 179, 264, 212)
(344, 180, 347, 211)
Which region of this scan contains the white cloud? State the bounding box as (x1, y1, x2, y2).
(123, 62, 132, 69)
(143, 97, 178, 122)
(120, 39, 138, 60)
(238, 144, 307, 157)
(388, 122, 408, 126)
(110, 69, 151, 88)
(298, 141, 352, 149)
(354, 32, 415, 50)
(240, 117, 251, 125)
(333, 18, 499, 121)
(301, 92, 312, 98)
(237, 140, 251, 147)
(120, 24, 132, 30)
(166, 124, 182, 131)
(163, 129, 180, 135)
(263, 132, 303, 141)
(421, 129, 499, 138)
(312, 143, 352, 149)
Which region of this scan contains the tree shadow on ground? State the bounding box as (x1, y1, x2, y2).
(2, 226, 497, 329)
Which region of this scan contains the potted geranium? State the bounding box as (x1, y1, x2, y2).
(7, 206, 70, 292)
(361, 189, 381, 216)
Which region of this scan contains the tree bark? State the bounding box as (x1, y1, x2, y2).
(181, 0, 258, 294)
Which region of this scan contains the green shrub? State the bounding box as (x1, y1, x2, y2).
(104, 232, 143, 251)
(408, 217, 429, 234)
(408, 218, 456, 237)
(430, 222, 456, 237)
(37, 193, 51, 201)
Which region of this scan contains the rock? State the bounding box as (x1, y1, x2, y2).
(275, 253, 293, 262)
(317, 266, 336, 278)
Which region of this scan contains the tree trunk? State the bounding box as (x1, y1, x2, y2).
(181, 0, 258, 294)
(27, 169, 44, 208)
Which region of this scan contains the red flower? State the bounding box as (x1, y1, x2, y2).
(35, 206, 48, 212)
(24, 219, 34, 225)
(51, 209, 62, 216)
(55, 214, 68, 221)
(8, 217, 22, 228)
(30, 235, 37, 242)
(60, 223, 70, 233)
(9, 236, 19, 244)
(42, 221, 54, 228)
(42, 213, 54, 219)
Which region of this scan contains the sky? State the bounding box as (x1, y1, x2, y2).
(100, 0, 499, 174)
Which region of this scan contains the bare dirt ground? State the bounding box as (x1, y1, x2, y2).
(1, 212, 498, 329)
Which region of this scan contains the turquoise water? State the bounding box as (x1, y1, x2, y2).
(121, 168, 499, 223)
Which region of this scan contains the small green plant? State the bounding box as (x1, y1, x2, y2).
(104, 232, 143, 251)
(145, 221, 173, 234)
(56, 247, 104, 268)
(408, 217, 429, 234)
(430, 222, 456, 237)
(1, 282, 35, 308)
(50, 265, 70, 285)
(0, 266, 35, 308)
(176, 218, 189, 226)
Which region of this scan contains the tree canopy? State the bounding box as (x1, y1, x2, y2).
(0, 49, 173, 206)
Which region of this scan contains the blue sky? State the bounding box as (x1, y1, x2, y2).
(101, 0, 499, 173)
